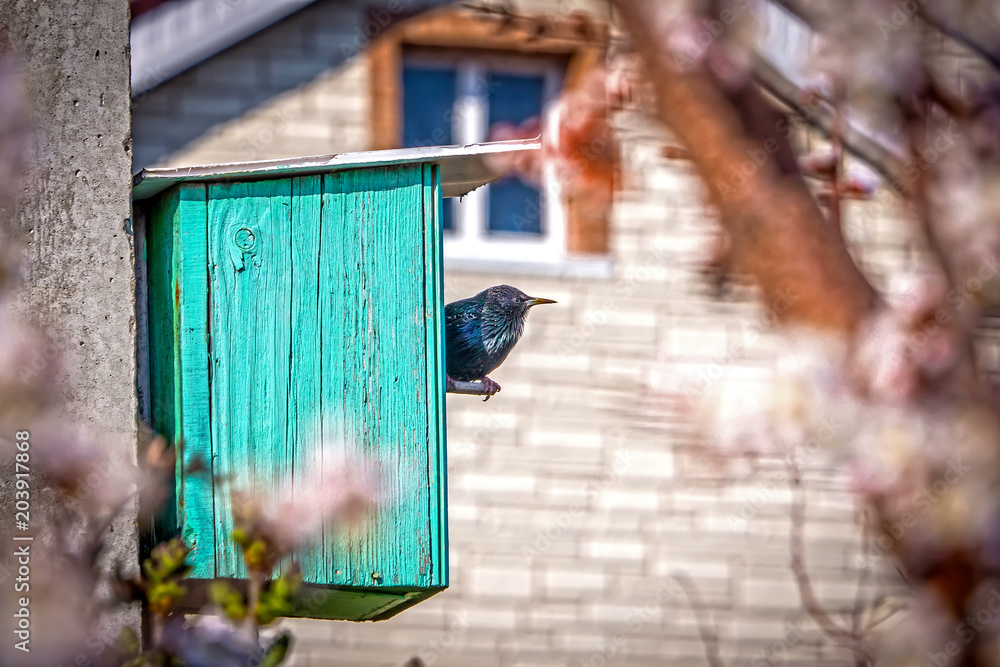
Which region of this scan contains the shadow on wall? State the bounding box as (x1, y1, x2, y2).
(131, 0, 407, 171)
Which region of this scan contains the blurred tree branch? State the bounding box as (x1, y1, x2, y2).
(611, 0, 879, 333)
(851, 508, 874, 667)
(608, 2, 1000, 665)
(916, 4, 1000, 73)
(751, 55, 908, 192)
(667, 572, 725, 667)
(772, 0, 1000, 73)
(768, 0, 820, 28)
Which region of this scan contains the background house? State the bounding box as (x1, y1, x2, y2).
(130, 1, 998, 664)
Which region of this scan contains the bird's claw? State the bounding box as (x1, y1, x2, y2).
(480, 376, 501, 402)
(444, 374, 500, 401)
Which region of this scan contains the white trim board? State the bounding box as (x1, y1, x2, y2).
(132, 138, 542, 201)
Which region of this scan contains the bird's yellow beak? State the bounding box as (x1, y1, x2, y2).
(527, 297, 557, 307)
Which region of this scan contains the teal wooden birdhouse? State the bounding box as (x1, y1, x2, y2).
(132, 140, 537, 621)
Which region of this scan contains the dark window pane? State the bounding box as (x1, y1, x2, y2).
(488, 177, 542, 235)
(441, 196, 454, 233)
(402, 65, 456, 149)
(403, 64, 456, 231)
(487, 72, 545, 127)
(487, 72, 545, 235)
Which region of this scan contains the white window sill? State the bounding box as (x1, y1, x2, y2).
(443, 254, 615, 279)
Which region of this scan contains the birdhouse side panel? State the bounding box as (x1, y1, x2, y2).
(144, 164, 448, 617)
(146, 187, 179, 546)
(147, 183, 217, 580)
(318, 165, 442, 590)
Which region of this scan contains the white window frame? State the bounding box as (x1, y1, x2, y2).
(403, 51, 568, 265)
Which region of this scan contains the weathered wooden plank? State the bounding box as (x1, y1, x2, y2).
(365, 164, 432, 590)
(320, 165, 433, 589)
(370, 164, 429, 589)
(208, 179, 293, 579)
(170, 184, 216, 579)
(147, 192, 178, 549)
(289, 175, 324, 582)
(135, 205, 157, 561)
(318, 171, 348, 585)
(134, 207, 152, 433)
(423, 163, 449, 588)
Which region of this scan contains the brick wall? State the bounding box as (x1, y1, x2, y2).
(131, 0, 373, 170)
(127, 3, 957, 665)
(131, 0, 610, 170)
(265, 127, 913, 667)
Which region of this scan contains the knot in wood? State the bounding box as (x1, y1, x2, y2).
(234, 227, 256, 251)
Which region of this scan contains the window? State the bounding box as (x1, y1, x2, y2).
(402, 51, 567, 263)
(368, 8, 612, 266)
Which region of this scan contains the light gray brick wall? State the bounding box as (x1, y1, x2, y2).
(131, 0, 372, 170)
(131, 0, 612, 169)
(267, 138, 907, 665)
(128, 2, 952, 665)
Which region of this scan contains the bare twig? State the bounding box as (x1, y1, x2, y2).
(768, 0, 821, 29)
(916, 6, 1000, 73)
(900, 93, 958, 288)
(788, 462, 876, 661)
(667, 571, 725, 667)
(752, 55, 908, 193)
(828, 80, 846, 236)
(850, 508, 873, 667)
(865, 597, 910, 632)
(925, 73, 979, 120)
(458, 1, 608, 43)
(769, 0, 1000, 86)
(247, 571, 264, 643)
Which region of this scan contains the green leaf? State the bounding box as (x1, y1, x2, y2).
(115, 626, 142, 656)
(258, 632, 292, 667)
(231, 527, 249, 547)
(209, 580, 248, 622)
(143, 538, 192, 585)
(147, 580, 186, 616)
(253, 568, 303, 626)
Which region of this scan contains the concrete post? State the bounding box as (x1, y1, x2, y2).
(0, 0, 137, 661)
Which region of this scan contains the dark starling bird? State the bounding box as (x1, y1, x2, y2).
(445, 284, 556, 400)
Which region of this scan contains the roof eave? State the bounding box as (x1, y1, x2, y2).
(132, 138, 542, 201)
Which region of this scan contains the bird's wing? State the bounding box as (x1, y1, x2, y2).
(444, 298, 487, 379)
(444, 299, 482, 343)
(444, 297, 482, 326)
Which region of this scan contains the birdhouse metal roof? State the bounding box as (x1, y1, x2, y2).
(132, 138, 541, 201)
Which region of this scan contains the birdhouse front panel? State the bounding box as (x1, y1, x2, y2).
(142, 163, 448, 621)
